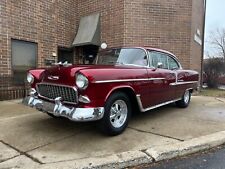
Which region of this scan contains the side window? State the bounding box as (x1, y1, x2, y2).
(149, 51, 168, 69)
(150, 52, 159, 68)
(168, 56, 179, 70)
(159, 53, 168, 69)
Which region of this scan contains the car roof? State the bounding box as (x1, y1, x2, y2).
(102, 46, 178, 59)
(143, 47, 175, 55)
(119, 46, 177, 58)
(100, 46, 182, 68)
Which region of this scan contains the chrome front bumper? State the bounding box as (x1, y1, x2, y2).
(23, 95, 104, 122)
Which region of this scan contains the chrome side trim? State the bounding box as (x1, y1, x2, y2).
(149, 78, 165, 81)
(94, 79, 148, 83)
(169, 81, 198, 86)
(36, 83, 78, 105)
(94, 78, 165, 84)
(175, 71, 178, 84)
(136, 94, 181, 112)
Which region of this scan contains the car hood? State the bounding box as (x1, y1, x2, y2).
(42, 65, 89, 85)
(41, 64, 145, 85)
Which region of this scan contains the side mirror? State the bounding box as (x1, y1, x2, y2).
(157, 62, 163, 68)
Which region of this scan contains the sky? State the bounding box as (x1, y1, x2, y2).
(205, 0, 225, 56)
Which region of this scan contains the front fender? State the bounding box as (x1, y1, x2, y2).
(29, 69, 45, 88)
(104, 85, 136, 102)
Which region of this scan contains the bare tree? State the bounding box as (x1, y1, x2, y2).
(204, 57, 225, 88)
(208, 28, 225, 61)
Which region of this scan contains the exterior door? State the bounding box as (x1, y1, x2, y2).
(167, 54, 182, 99)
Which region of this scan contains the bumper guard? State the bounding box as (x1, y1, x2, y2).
(23, 91, 104, 122)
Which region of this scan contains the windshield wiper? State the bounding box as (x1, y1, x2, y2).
(107, 61, 124, 65)
(115, 62, 124, 65)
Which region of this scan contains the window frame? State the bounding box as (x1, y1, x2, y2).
(167, 54, 180, 70)
(10, 38, 38, 70)
(10, 38, 38, 82)
(147, 50, 182, 70)
(148, 51, 169, 69)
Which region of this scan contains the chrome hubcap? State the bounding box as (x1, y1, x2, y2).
(184, 90, 190, 104)
(110, 100, 128, 128)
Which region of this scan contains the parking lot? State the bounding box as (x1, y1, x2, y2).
(0, 96, 225, 168)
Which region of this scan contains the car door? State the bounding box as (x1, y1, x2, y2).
(167, 54, 184, 99)
(146, 51, 177, 106)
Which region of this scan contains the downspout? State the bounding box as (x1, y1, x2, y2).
(201, 0, 207, 89)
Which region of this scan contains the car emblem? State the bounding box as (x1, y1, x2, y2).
(48, 76, 59, 80)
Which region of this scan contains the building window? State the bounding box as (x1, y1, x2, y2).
(11, 39, 37, 81)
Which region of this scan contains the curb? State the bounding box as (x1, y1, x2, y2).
(40, 131, 225, 169)
(41, 151, 152, 169)
(146, 131, 225, 162)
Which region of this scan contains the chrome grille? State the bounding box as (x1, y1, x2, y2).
(36, 83, 78, 104)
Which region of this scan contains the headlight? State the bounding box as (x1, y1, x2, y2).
(76, 73, 88, 90)
(27, 73, 34, 84)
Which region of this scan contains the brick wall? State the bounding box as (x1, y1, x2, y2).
(0, 0, 76, 76)
(190, 0, 205, 73)
(123, 0, 195, 70)
(0, 0, 204, 76)
(0, 1, 11, 75)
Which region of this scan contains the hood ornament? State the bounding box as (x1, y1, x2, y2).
(48, 75, 59, 80)
(53, 61, 72, 67)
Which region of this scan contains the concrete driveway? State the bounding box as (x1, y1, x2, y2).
(0, 96, 225, 168)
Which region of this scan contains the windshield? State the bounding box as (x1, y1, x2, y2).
(95, 48, 148, 66)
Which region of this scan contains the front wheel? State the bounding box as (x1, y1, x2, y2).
(99, 92, 131, 136)
(176, 90, 191, 108)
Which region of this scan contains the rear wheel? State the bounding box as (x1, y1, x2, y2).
(99, 92, 131, 136)
(176, 90, 191, 108)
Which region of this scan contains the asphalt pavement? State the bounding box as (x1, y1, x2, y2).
(138, 146, 225, 169)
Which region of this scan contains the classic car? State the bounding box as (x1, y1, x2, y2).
(24, 47, 199, 135)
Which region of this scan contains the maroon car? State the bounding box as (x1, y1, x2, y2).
(24, 47, 199, 135)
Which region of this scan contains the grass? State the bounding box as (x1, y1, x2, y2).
(199, 88, 225, 98)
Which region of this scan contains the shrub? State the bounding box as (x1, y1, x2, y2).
(204, 58, 225, 88)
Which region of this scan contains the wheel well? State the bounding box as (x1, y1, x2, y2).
(188, 88, 194, 93)
(108, 88, 140, 113)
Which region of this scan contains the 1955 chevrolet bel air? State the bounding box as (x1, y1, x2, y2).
(24, 47, 199, 135)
